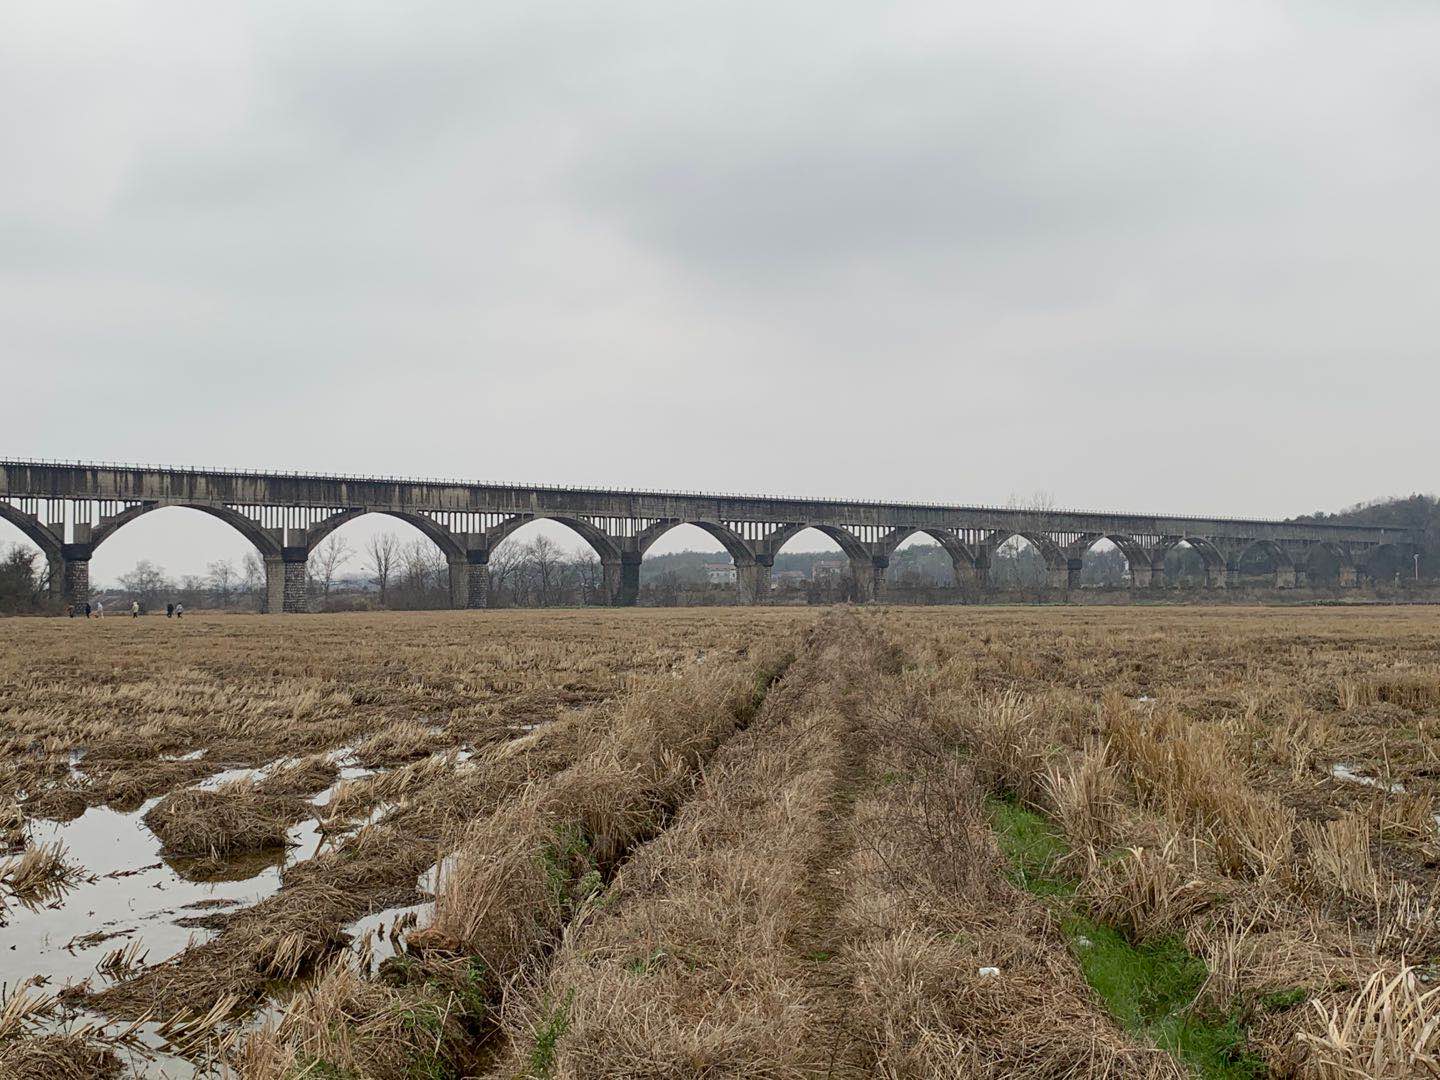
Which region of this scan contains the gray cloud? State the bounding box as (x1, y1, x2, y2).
(3, 1, 1439, 576)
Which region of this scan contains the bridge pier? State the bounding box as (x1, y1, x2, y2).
(852, 556, 887, 603)
(967, 552, 992, 588)
(264, 551, 309, 614)
(1129, 562, 1153, 588)
(1046, 564, 1070, 590)
(605, 554, 641, 606)
(59, 544, 92, 608)
(1339, 566, 1359, 588)
(737, 559, 771, 604)
(1066, 558, 1083, 590)
(448, 556, 490, 609)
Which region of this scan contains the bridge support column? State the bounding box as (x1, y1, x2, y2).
(852, 556, 887, 603)
(1046, 563, 1070, 590)
(1129, 562, 1152, 588)
(1339, 566, 1359, 588)
(737, 559, 771, 604)
(1066, 558, 1083, 590)
(605, 553, 641, 607)
(265, 551, 310, 614)
(969, 552, 992, 588)
(59, 544, 93, 608)
(1207, 563, 1235, 589)
(449, 555, 490, 609)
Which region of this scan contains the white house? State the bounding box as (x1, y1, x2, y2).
(704, 563, 737, 584)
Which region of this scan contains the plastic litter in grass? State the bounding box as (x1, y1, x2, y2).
(160, 750, 207, 763)
(1329, 762, 1406, 794)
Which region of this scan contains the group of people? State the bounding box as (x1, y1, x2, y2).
(66, 601, 183, 618)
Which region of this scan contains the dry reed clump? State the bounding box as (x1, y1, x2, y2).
(144, 780, 309, 857)
(1264, 707, 1333, 779)
(1078, 839, 1221, 944)
(0, 839, 84, 900)
(351, 719, 452, 767)
(0, 1034, 123, 1079)
(321, 750, 462, 821)
(0, 985, 124, 1079)
(1, 802, 28, 852)
(1043, 739, 1124, 850)
(945, 688, 1056, 805)
(234, 957, 468, 1080)
(1335, 671, 1440, 713)
(1373, 791, 1440, 859)
(1299, 813, 1379, 901)
(1296, 966, 1440, 1078)
(1108, 705, 1296, 879)
(1370, 879, 1440, 961)
(255, 754, 338, 799)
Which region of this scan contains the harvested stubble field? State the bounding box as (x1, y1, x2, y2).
(0, 607, 1437, 1078)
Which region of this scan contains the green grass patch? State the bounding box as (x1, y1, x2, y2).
(986, 797, 1073, 896)
(527, 988, 575, 1078)
(986, 797, 1262, 1079)
(1065, 919, 1260, 1078)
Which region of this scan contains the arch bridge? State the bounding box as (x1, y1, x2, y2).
(0, 460, 1420, 612)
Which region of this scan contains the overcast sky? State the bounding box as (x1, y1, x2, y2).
(4, 2, 1439, 579)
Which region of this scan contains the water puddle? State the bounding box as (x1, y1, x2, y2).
(0, 804, 290, 994)
(347, 901, 430, 968)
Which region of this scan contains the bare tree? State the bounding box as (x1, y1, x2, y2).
(486, 539, 524, 607)
(310, 534, 353, 599)
(207, 559, 238, 607)
(397, 539, 446, 606)
(574, 552, 602, 605)
(525, 535, 566, 606)
(118, 560, 172, 607)
(366, 531, 400, 606)
(241, 552, 266, 611)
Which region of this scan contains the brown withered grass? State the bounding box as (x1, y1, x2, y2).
(144, 780, 310, 857)
(5, 605, 1440, 1075)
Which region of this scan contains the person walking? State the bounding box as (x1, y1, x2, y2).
(131, 600, 140, 618)
(83, 602, 91, 618)
(65, 604, 74, 618)
(174, 603, 184, 619)
(94, 601, 104, 618)
(166, 602, 174, 618)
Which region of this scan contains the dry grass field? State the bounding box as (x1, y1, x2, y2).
(1, 606, 1437, 1078)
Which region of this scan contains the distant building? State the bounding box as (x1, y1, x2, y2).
(704, 563, 737, 585)
(772, 569, 807, 588)
(812, 559, 848, 580)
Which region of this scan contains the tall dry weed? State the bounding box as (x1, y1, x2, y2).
(1079, 838, 1219, 943)
(1044, 740, 1123, 849)
(1300, 814, 1378, 901)
(1297, 966, 1439, 1078)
